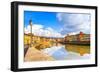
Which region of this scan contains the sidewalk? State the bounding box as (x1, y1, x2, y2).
(24, 47, 54, 62)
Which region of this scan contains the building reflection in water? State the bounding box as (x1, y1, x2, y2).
(40, 42, 90, 60)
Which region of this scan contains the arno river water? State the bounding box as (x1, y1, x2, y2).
(40, 43, 90, 60)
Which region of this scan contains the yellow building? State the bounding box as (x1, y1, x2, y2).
(24, 33, 42, 45)
(65, 34, 78, 42)
(64, 32, 90, 42)
(24, 33, 31, 45)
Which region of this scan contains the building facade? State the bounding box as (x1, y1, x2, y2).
(64, 32, 90, 42)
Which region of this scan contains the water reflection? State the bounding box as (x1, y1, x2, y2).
(65, 44, 90, 56)
(41, 43, 90, 60)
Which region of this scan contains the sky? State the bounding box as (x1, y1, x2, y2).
(24, 11, 61, 32)
(24, 11, 91, 38)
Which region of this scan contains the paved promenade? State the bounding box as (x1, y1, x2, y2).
(24, 47, 54, 62)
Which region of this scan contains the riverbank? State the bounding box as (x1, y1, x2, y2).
(24, 47, 54, 62)
(61, 41, 90, 45)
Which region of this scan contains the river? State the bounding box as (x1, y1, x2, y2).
(40, 43, 90, 60)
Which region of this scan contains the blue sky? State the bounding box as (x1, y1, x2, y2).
(24, 11, 62, 32)
(24, 11, 91, 37)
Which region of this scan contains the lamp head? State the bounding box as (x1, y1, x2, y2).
(29, 19, 32, 25)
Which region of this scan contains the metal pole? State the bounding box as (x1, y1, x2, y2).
(29, 20, 33, 47)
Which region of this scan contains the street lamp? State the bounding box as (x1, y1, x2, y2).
(29, 20, 33, 47)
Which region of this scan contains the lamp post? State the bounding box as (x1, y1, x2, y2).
(29, 20, 33, 47)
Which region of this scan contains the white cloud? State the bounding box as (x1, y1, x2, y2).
(56, 13, 63, 21)
(25, 24, 64, 38)
(41, 46, 64, 55)
(56, 13, 91, 34)
(68, 31, 79, 35)
(41, 46, 90, 60)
